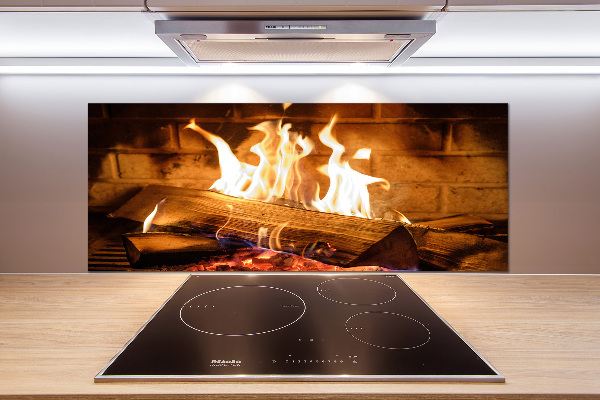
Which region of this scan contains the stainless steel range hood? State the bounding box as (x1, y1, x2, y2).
(155, 20, 435, 67)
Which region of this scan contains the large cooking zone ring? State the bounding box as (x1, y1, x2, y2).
(317, 277, 397, 305)
(180, 285, 306, 336)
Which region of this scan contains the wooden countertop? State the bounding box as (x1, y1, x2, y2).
(0, 273, 598, 399)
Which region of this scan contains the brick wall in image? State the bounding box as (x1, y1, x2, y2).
(88, 103, 508, 223)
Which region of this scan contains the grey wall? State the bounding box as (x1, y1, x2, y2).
(1, 73, 599, 274)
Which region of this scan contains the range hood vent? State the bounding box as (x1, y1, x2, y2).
(155, 20, 435, 67)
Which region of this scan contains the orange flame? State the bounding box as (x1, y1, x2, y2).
(142, 198, 166, 233)
(185, 120, 256, 197)
(353, 148, 371, 160)
(186, 115, 390, 219)
(311, 116, 389, 218)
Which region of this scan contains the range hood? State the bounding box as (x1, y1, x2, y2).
(155, 20, 436, 67)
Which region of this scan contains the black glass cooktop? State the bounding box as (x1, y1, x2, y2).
(95, 273, 504, 382)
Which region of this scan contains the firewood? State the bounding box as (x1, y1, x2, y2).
(405, 225, 508, 272)
(417, 214, 508, 244)
(110, 185, 420, 270)
(122, 232, 251, 269)
(417, 214, 494, 233)
(112, 185, 508, 271)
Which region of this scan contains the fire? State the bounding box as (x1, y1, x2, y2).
(142, 198, 165, 233)
(186, 119, 315, 205)
(392, 210, 411, 225)
(311, 116, 389, 218)
(353, 148, 371, 160)
(186, 114, 390, 219)
(185, 120, 256, 198)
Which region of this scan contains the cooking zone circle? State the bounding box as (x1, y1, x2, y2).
(316, 278, 397, 305)
(346, 311, 431, 350)
(180, 286, 306, 336)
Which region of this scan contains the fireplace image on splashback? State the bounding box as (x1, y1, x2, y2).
(88, 103, 508, 272)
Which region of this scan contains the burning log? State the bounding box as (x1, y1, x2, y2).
(122, 232, 251, 269)
(112, 186, 508, 272)
(111, 185, 420, 270)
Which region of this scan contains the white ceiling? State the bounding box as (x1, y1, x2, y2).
(0, 10, 599, 60)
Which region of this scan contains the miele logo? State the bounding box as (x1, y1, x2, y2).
(210, 359, 242, 367)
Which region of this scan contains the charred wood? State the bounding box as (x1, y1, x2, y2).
(112, 185, 507, 272)
(111, 185, 419, 270)
(405, 225, 507, 272)
(416, 214, 494, 233)
(123, 232, 250, 269)
(417, 214, 508, 244)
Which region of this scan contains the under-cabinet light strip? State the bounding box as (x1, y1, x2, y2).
(0, 58, 599, 75)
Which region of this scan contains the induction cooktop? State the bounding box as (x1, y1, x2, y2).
(95, 273, 504, 382)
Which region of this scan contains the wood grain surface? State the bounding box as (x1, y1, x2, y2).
(0, 273, 598, 399)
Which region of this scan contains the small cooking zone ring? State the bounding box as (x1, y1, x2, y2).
(180, 285, 306, 336)
(346, 311, 431, 350)
(317, 277, 397, 305)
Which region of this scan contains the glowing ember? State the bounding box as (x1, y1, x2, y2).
(186, 113, 390, 219)
(179, 248, 391, 273)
